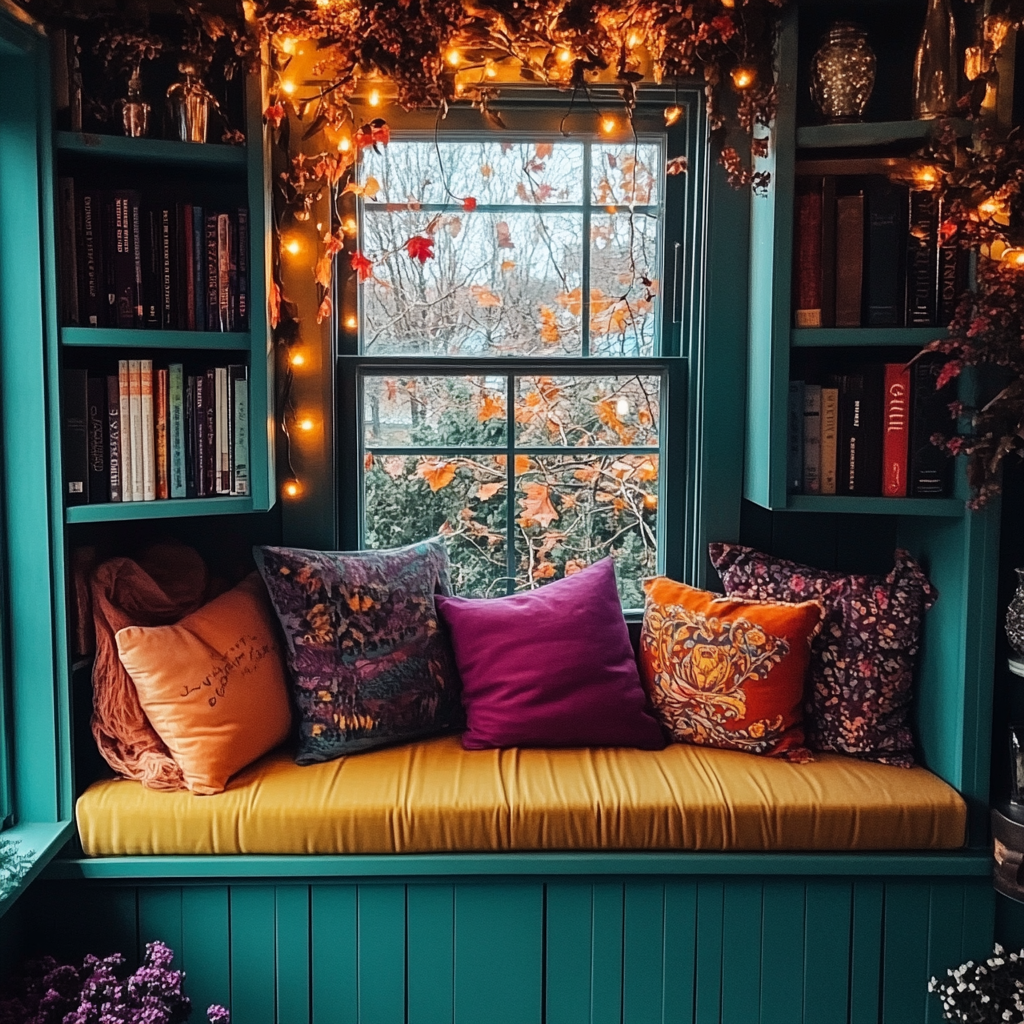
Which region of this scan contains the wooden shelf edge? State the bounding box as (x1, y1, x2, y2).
(796, 118, 971, 149)
(67, 496, 257, 524)
(55, 131, 247, 168)
(791, 327, 948, 348)
(785, 495, 965, 517)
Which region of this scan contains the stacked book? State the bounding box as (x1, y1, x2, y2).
(63, 360, 249, 505)
(788, 355, 954, 498)
(792, 175, 964, 329)
(57, 178, 249, 332)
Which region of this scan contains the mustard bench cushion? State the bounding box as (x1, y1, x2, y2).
(75, 734, 966, 856)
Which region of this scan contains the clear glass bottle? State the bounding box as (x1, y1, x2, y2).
(913, 0, 959, 119)
(809, 23, 876, 123)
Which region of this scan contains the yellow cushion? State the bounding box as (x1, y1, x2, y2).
(75, 735, 966, 856)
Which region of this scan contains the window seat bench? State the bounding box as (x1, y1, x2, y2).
(75, 734, 966, 856)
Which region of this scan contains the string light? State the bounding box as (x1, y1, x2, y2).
(914, 164, 939, 188)
(616, 397, 630, 416)
(601, 116, 617, 134)
(557, 49, 573, 65)
(283, 237, 302, 255)
(344, 315, 358, 329)
(446, 48, 462, 66)
(485, 60, 498, 78)
(627, 31, 642, 48)
(278, 36, 298, 54)
(290, 351, 306, 367)
(281, 78, 297, 95)
(1003, 247, 1024, 268)
(730, 65, 757, 90)
(298, 417, 315, 432)
(368, 88, 381, 107)
(664, 105, 683, 126)
(283, 478, 302, 498)
(338, 135, 352, 152)
(342, 216, 358, 235)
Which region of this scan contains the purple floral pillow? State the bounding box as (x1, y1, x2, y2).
(708, 543, 938, 766)
(253, 539, 461, 765)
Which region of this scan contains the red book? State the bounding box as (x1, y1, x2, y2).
(155, 368, 169, 499)
(793, 184, 823, 327)
(883, 362, 911, 497)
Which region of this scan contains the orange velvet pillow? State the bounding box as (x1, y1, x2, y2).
(640, 577, 822, 761)
(115, 573, 292, 794)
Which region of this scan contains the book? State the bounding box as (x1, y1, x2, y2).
(820, 386, 839, 495)
(802, 384, 822, 495)
(169, 363, 186, 498)
(128, 359, 144, 502)
(229, 364, 248, 495)
(194, 373, 207, 497)
(130, 194, 144, 325)
(793, 182, 823, 327)
(236, 207, 249, 331)
(155, 367, 169, 500)
(106, 374, 122, 502)
(787, 380, 804, 494)
(63, 368, 88, 505)
(909, 354, 955, 496)
(179, 203, 194, 331)
(186, 374, 199, 498)
(159, 207, 175, 330)
(78, 191, 103, 327)
(215, 366, 229, 493)
(111, 191, 137, 329)
(86, 376, 107, 503)
(192, 206, 206, 333)
(57, 177, 79, 325)
(118, 360, 133, 502)
(217, 214, 231, 332)
(906, 189, 938, 326)
(820, 176, 837, 328)
(865, 178, 905, 327)
(140, 360, 156, 501)
(835, 192, 864, 327)
(833, 364, 884, 496)
(937, 195, 964, 327)
(205, 366, 217, 496)
(141, 207, 160, 328)
(205, 214, 219, 331)
(882, 362, 911, 497)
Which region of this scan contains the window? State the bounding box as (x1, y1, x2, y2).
(339, 97, 696, 609)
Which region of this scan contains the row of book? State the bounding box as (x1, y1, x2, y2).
(793, 175, 964, 329)
(57, 178, 250, 333)
(64, 360, 249, 505)
(788, 355, 953, 498)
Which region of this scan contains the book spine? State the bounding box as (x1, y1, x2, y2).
(155, 367, 169, 500)
(820, 387, 839, 495)
(160, 208, 174, 330)
(113, 192, 136, 329)
(58, 177, 79, 325)
(793, 184, 823, 328)
(79, 192, 102, 327)
(128, 359, 144, 502)
(118, 360, 133, 502)
(936, 198, 964, 327)
(106, 374, 122, 502)
(834, 192, 865, 327)
(215, 366, 229, 493)
(227, 217, 238, 332)
(205, 214, 219, 331)
(787, 380, 804, 494)
(103, 195, 117, 326)
(910, 354, 955, 496)
(181, 204, 195, 332)
(205, 366, 217, 496)
(186, 375, 198, 498)
(802, 384, 822, 495)
(140, 360, 156, 501)
(86, 375, 108, 503)
(169, 363, 186, 498)
(236, 207, 249, 332)
(882, 362, 911, 497)
(130, 194, 144, 326)
(857, 363, 884, 496)
(194, 374, 207, 497)
(865, 178, 905, 327)
(192, 206, 206, 333)
(820, 177, 837, 328)
(229, 364, 248, 495)
(63, 368, 89, 505)
(141, 207, 160, 328)
(217, 214, 231, 332)
(906, 189, 938, 326)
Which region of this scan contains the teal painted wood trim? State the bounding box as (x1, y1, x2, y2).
(357, 884, 406, 1024)
(693, 879, 724, 1024)
(662, 881, 697, 1024)
(786, 495, 964, 517)
(61, 327, 251, 350)
(721, 878, 762, 1024)
(760, 880, 805, 1024)
(883, 882, 932, 1024)
(310, 884, 358, 1024)
(274, 885, 310, 1024)
(407, 884, 454, 1024)
(592, 882, 625, 1024)
(849, 881, 884, 1024)
(138, 886, 182, 967)
(790, 326, 948, 348)
(229, 884, 277, 1024)
(622, 880, 665, 1024)
(66, 495, 256, 523)
(745, 5, 798, 509)
(804, 880, 852, 1024)
(545, 881, 594, 1024)
(0, 820, 73, 921)
(181, 886, 231, 1020)
(924, 882, 965, 1024)
(55, 131, 247, 168)
(44, 850, 994, 880)
(796, 119, 970, 149)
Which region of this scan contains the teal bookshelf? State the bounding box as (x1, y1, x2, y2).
(784, 495, 965, 517)
(791, 327, 949, 348)
(66, 495, 256, 523)
(795, 118, 971, 150)
(61, 327, 251, 350)
(55, 131, 247, 170)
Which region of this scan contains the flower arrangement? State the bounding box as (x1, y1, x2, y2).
(0, 941, 229, 1024)
(929, 944, 1024, 1022)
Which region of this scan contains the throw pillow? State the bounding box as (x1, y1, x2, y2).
(708, 543, 938, 766)
(114, 573, 292, 795)
(435, 558, 665, 750)
(639, 576, 822, 760)
(253, 538, 461, 765)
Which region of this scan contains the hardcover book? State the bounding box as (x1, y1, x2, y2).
(86, 375, 108, 503)
(63, 368, 89, 505)
(155, 367, 169, 500)
(787, 380, 804, 494)
(57, 177, 79, 326)
(118, 360, 133, 503)
(236, 207, 249, 331)
(820, 386, 839, 495)
(128, 359, 144, 502)
(835, 192, 865, 328)
(106, 374, 122, 503)
(78, 191, 103, 327)
(169, 363, 186, 499)
(865, 178, 905, 327)
(802, 384, 822, 495)
(793, 182, 823, 328)
(910, 354, 955, 496)
(906, 189, 938, 326)
(139, 359, 156, 502)
(229, 364, 248, 496)
(882, 362, 911, 497)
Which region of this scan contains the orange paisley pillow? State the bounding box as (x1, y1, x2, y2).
(639, 577, 823, 761)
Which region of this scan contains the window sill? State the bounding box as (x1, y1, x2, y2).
(0, 820, 75, 920)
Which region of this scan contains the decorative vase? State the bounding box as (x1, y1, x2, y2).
(913, 0, 959, 119)
(168, 71, 209, 144)
(120, 64, 149, 138)
(809, 22, 876, 123)
(1007, 568, 1024, 659)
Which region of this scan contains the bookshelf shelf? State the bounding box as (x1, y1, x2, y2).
(55, 132, 247, 170)
(790, 327, 948, 348)
(785, 495, 965, 517)
(66, 495, 256, 524)
(795, 119, 971, 150)
(61, 327, 251, 350)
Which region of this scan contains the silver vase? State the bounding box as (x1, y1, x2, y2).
(1007, 568, 1024, 659)
(169, 76, 209, 143)
(913, 0, 959, 118)
(809, 22, 877, 123)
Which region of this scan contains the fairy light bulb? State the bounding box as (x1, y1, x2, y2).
(664, 105, 682, 126)
(283, 478, 302, 498)
(601, 116, 617, 135)
(283, 237, 301, 256)
(344, 315, 358, 329)
(338, 135, 352, 153)
(342, 216, 357, 235)
(485, 60, 498, 78)
(281, 78, 297, 96)
(446, 48, 461, 67)
(914, 165, 939, 188)
(368, 88, 382, 108)
(558, 49, 573, 65)
(627, 31, 642, 48)
(290, 351, 306, 368)
(616, 397, 630, 417)
(1004, 248, 1024, 268)
(731, 65, 757, 90)
(979, 198, 1000, 218)
(298, 417, 315, 432)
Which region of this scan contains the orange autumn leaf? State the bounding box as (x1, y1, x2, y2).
(519, 483, 558, 527)
(535, 142, 554, 159)
(364, 452, 374, 470)
(643, 493, 658, 509)
(342, 175, 380, 199)
(315, 254, 333, 289)
(515, 454, 532, 474)
(407, 235, 435, 262)
(316, 294, 333, 324)
(462, 197, 477, 212)
(554, 287, 582, 316)
(480, 163, 493, 178)
(471, 284, 502, 307)
(565, 558, 588, 576)
(539, 306, 560, 344)
(574, 464, 601, 483)
(496, 221, 515, 249)
(500, 260, 517, 273)
(269, 281, 281, 329)
(477, 393, 505, 421)
(477, 482, 504, 500)
(638, 409, 653, 427)
(416, 459, 457, 491)
(533, 561, 557, 579)
(350, 251, 374, 281)
(636, 458, 658, 481)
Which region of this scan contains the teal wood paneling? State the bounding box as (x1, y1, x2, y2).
(138, 886, 182, 968)
(181, 886, 230, 1021)
(229, 886, 277, 1024)
(662, 881, 697, 1024)
(356, 884, 406, 1024)
(882, 882, 932, 1024)
(760, 880, 806, 1024)
(407, 884, 454, 1024)
(545, 882, 593, 1024)
(924, 883, 965, 1024)
(720, 879, 762, 1024)
(848, 881, 884, 1024)
(311, 884, 358, 1024)
(591, 882, 625, 1024)
(454, 883, 543, 1024)
(804, 880, 852, 1024)
(694, 880, 724, 1024)
(961, 882, 996, 963)
(275, 885, 311, 1024)
(623, 881, 666, 1024)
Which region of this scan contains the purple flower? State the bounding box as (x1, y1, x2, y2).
(206, 1005, 230, 1024)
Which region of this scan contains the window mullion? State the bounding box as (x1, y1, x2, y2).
(581, 141, 592, 358)
(505, 373, 516, 595)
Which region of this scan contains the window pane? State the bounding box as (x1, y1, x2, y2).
(363, 375, 506, 448)
(361, 208, 583, 356)
(591, 143, 662, 206)
(514, 375, 661, 447)
(363, 453, 508, 597)
(514, 453, 659, 607)
(360, 140, 585, 206)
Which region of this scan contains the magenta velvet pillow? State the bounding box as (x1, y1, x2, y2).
(435, 558, 665, 750)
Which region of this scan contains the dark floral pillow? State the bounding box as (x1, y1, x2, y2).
(253, 539, 461, 765)
(708, 543, 938, 767)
